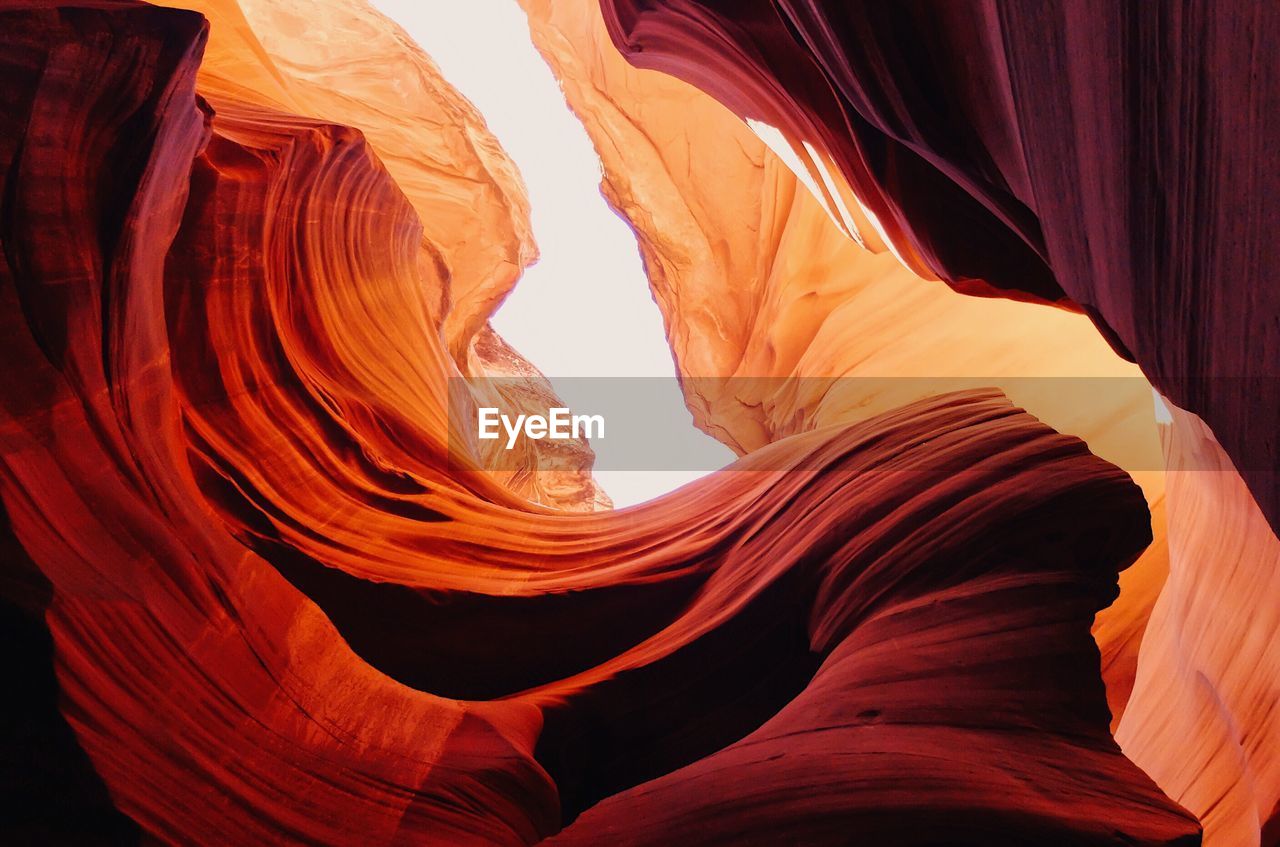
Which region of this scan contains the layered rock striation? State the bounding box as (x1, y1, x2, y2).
(521, 0, 1167, 729)
(596, 2, 1280, 843)
(3, 0, 1267, 844)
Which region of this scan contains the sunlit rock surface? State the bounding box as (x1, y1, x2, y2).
(519, 0, 1167, 729)
(157, 0, 537, 353)
(598, 0, 1280, 536)
(151, 0, 606, 511)
(1, 0, 1265, 844)
(1117, 404, 1280, 846)
(596, 1, 1279, 843)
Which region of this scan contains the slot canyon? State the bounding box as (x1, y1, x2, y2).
(0, 1, 1276, 844)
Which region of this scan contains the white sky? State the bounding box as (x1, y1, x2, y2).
(371, 0, 735, 507)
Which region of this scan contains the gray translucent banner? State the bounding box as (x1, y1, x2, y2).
(448, 377, 1270, 473)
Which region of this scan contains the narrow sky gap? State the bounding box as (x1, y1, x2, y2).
(372, 0, 734, 507)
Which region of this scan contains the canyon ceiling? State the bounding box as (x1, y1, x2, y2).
(0, 0, 1276, 845)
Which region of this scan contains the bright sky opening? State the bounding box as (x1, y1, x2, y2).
(372, 0, 735, 507)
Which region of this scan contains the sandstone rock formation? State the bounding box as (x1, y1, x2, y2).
(519, 0, 1166, 729)
(598, 0, 1280, 534)
(597, 1, 1280, 842)
(1118, 404, 1280, 846)
(2, 0, 1272, 844)
(150, 0, 606, 511)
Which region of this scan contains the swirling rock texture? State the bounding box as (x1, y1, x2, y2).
(1117, 404, 1280, 847)
(149, 0, 606, 511)
(598, 1, 1280, 844)
(0, 0, 1268, 846)
(517, 0, 1168, 729)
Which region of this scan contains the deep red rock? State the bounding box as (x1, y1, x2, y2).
(0, 2, 1205, 845)
(599, 0, 1280, 539)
